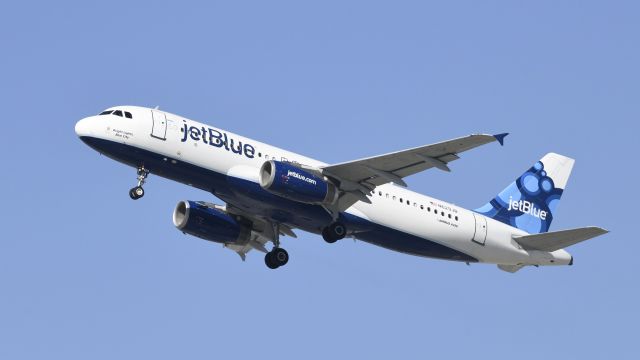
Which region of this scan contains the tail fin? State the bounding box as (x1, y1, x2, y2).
(475, 153, 575, 234)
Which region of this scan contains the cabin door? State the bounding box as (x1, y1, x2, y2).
(472, 213, 487, 245)
(151, 110, 167, 140)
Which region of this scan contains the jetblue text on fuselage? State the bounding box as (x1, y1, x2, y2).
(181, 122, 256, 158)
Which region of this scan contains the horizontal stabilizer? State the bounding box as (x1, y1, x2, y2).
(513, 227, 609, 252)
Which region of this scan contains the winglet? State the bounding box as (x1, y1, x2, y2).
(493, 133, 509, 146)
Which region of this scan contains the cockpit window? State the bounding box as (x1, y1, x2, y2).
(98, 109, 133, 118)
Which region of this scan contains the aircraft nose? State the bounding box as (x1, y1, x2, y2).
(75, 116, 95, 137)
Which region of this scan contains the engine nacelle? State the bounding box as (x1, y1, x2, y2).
(259, 160, 338, 205)
(173, 201, 251, 245)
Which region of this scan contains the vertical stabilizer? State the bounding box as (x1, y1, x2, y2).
(475, 153, 575, 234)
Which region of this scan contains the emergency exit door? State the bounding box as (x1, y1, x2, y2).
(151, 110, 167, 140)
(472, 213, 487, 245)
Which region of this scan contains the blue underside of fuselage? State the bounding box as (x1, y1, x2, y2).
(80, 136, 477, 263)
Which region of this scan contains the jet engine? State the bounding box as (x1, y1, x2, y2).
(259, 160, 338, 205)
(173, 201, 251, 245)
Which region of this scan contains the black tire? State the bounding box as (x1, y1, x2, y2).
(323, 222, 346, 243)
(129, 187, 144, 200)
(273, 248, 289, 267)
(330, 222, 346, 239)
(265, 252, 279, 269)
(322, 227, 338, 243)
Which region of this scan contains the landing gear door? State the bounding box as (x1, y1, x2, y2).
(151, 110, 167, 140)
(472, 213, 487, 245)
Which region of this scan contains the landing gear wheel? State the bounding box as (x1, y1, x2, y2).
(272, 248, 289, 267)
(322, 227, 337, 243)
(264, 248, 289, 269)
(129, 186, 144, 200)
(322, 222, 346, 243)
(265, 252, 279, 269)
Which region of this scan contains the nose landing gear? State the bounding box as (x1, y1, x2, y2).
(129, 166, 149, 200)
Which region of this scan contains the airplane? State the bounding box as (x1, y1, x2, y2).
(75, 106, 608, 272)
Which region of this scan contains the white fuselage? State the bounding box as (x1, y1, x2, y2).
(75, 106, 572, 267)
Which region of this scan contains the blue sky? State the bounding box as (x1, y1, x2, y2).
(1, 1, 637, 359)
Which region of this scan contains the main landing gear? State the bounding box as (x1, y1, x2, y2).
(129, 166, 149, 200)
(322, 222, 347, 243)
(264, 247, 289, 269)
(264, 223, 289, 269)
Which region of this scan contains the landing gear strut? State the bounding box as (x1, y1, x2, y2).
(264, 222, 289, 269)
(322, 222, 347, 243)
(129, 166, 149, 200)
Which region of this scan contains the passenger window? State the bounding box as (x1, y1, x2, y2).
(448, 214, 452, 219)
(427, 207, 431, 212)
(441, 211, 445, 216)
(399, 198, 403, 203)
(420, 205, 424, 210)
(455, 216, 459, 221)
(406, 200, 410, 205)
(125, 111, 132, 119)
(393, 196, 396, 201)
(113, 110, 123, 117)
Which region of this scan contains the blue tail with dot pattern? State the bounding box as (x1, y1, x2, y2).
(475, 153, 575, 234)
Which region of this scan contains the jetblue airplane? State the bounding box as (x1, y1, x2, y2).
(75, 106, 607, 272)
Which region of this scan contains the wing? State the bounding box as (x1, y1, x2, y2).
(512, 227, 609, 252)
(321, 133, 508, 210)
(222, 203, 298, 260)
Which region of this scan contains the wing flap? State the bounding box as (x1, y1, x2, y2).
(513, 227, 609, 252)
